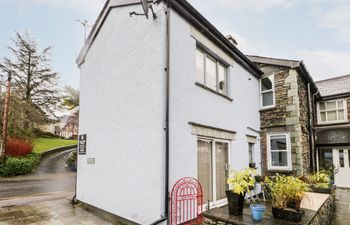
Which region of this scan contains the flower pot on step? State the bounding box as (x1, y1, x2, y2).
(226, 190, 245, 216)
(272, 207, 304, 223)
(250, 204, 266, 221)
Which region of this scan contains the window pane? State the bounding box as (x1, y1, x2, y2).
(215, 142, 229, 201)
(321, 112, 326, 122)
(339, 110, 345, 120)
(319, 149, 333, 170)
(327, 101, 336, 110)
(339, 150, 344, 168)
(205, 56, 217, 90)
(271, 151, 288, 167)
(196, 50, 205, 84)
(249, 143, 254, 163)
(270, 135, 287, 150)
(337, 100, 344, 109)
(327, 111, 337, 121)
(262, 92, 274, 107)
(197, 140, 213, 203)
(218, 64, 226, 94)
(261, 77, 273, 91)
(319, 102, 326, 111)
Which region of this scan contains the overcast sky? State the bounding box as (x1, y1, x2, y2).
(0, 0, 349, 89)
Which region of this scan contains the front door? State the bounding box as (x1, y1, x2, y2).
(333, 149, 350, 188)
(197, 139, 229, 210)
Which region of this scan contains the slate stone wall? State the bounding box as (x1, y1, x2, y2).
(257, 64, 312, 176)
(297, 74, 311, 175)
(308, 193, 335, 225)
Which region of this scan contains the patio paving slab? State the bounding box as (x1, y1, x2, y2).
(203, 192, 331, 225)
(332, 188, 350, 225)
(0, 197, 126, 225)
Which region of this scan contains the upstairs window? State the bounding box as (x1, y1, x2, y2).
(196, 49, 228, 95)
(260, 75, 275, 109)
(317, 99, 348, 124)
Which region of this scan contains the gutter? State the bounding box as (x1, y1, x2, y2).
(151, 1, 171, 224)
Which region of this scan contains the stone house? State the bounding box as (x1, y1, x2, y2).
(314, 74, 350, 188)
(247, 56, 318, 176)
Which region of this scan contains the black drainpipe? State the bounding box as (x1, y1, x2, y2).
(307, 83, 314, 173)
(151, 1, 171, 224)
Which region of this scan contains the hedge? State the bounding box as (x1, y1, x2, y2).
(0, 153, 41, 177)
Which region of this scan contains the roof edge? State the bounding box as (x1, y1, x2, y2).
(316, 73, 350, 83)
(76, 0, 263, 77)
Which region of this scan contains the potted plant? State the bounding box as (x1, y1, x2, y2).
(226, 168, 256, 216)
(308, 170, 333, 194)
(249, 162, 256, 169)
(264, 175, 309, 222)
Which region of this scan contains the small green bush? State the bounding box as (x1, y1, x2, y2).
(0, 153, 41, 177)
(66, 151, 77, 168)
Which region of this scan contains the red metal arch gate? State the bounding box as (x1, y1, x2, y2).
(170, 177, 203, 225)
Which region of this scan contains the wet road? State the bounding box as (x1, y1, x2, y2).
(0, 149, 76, 201)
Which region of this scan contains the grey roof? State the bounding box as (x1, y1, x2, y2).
(316, 74, 350, 97)
(247, 55, 301, 68)
(247, 55, 318, 92)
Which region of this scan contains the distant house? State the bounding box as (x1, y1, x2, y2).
(247, 56, 318, 176)
(314, 74, 350, 188)
(76, 0, 263, 224)
(41, 109, 79, 139)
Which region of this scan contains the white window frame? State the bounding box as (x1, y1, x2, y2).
(197, 137, 231, 210)
(260, 74, 276, 109)
(196, 48, 228, 95)
(267, 133, 292, 171)
(317, 99, 348, 125)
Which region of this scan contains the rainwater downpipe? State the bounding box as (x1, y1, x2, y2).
(307, 83, 314, 173)
(151, 1, 171, 225)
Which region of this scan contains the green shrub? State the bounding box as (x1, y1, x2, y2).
(265, 175, 309, 209)
(0, 153, 41, 177)
(66, 151, 77, 168)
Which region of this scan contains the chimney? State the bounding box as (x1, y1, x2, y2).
(226, 35, 238, 46)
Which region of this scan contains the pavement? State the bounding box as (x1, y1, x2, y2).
(1, 150, 349, 224)
(331, 188, 350, 225)
(0, 149, 75, 202)
(0, 149, 122, 225)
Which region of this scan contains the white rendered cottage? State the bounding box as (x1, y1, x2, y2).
(76, 0, 263, 224)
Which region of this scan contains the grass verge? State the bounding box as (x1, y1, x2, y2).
(33, 138, 77, 154)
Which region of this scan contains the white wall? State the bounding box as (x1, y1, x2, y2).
(77, 3, 261, 225)
(77, 3, 167, 224)
(168, 9, 261, 187)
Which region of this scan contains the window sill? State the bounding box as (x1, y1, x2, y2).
(267, 169, 293, 174)
(195, 82, 233, 102)
(259, 106, 277, 112)
(317, 121, 349, 126)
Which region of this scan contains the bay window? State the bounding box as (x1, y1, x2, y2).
(196, 49, 228, 95)
(267, 133, 292, 171)
(317, 99, 348, 124)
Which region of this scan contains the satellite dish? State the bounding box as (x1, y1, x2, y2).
(141, 0, 149, 19)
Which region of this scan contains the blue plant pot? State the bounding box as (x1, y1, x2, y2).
(250, 204, 266, 221)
